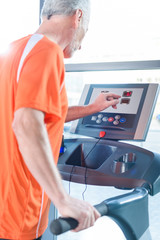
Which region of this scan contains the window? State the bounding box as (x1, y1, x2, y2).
(0, 0, 40, 54)
(65, 0, 160, 63)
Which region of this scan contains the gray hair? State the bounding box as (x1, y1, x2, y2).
(41, 0, 91, 29)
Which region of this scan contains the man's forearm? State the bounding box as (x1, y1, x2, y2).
(65, 105, 95, 122)
(65, 92, 120, 122)
(12, 108, 101, 231)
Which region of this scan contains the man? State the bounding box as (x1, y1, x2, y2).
(0, 0, 120, 239)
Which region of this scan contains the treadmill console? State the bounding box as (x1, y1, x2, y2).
(70, 83, 159, 140)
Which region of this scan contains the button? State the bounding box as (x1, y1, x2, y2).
(120, 118, 126, 123)
(98, 114, 103, 118)
(121, 98, 130, 104)
(113, 120, 119, 125)
(102, 117, 108, 122)
(115, 115, 121, 120)
(96, 119, 102, 124)
(91, 116, 97, 121)
(99, 131, 106, 138)
(108, 117, 114, 122)
(123, 91, 132, 97)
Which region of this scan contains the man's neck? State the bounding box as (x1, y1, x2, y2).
(35, 15, 75, 50)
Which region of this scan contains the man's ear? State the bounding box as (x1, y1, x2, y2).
(73, 9, 83, 28)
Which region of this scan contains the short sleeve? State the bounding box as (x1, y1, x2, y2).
(15, 43, 65, 122)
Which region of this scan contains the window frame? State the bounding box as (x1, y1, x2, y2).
(65, 60, 160, 72)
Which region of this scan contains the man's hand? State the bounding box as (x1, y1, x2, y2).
(57, 195, 100, 232)
(92, 92, 121, 112)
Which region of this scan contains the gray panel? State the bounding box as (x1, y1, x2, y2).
(70, 84, 90, 134)
(42, 203, 57, 240)
(134, 84, 159, 140)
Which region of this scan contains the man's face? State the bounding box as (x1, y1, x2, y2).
(63, 22, 87, 58)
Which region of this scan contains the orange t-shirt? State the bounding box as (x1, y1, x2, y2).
(0, 34, 68, 239)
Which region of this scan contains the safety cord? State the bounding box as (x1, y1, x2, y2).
(69, 131, 106, 200)
(81, 137, 103, 200)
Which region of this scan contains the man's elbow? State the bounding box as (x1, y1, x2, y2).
(12, 108, 46, 141)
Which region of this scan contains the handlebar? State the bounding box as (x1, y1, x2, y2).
(50, 187, 149, 240)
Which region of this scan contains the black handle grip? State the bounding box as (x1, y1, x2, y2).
(50, 201, 108, 235)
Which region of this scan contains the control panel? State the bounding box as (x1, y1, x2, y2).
(83, 113, 134, 129)
(70, 83, 159, 140)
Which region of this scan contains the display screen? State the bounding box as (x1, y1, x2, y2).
(89, 88, 144, 114)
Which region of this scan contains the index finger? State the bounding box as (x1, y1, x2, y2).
(105, 93, 121, 99)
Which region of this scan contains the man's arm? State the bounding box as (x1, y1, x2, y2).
(12, 108, 100, 232)
(65, 92, 121, 122)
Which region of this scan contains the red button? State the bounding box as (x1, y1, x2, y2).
(99, 131, 106, 138)
(123, 91, 132, 97)
(108, 117, 114, 122)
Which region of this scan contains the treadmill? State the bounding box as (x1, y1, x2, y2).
(50, 83, 160, 240)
